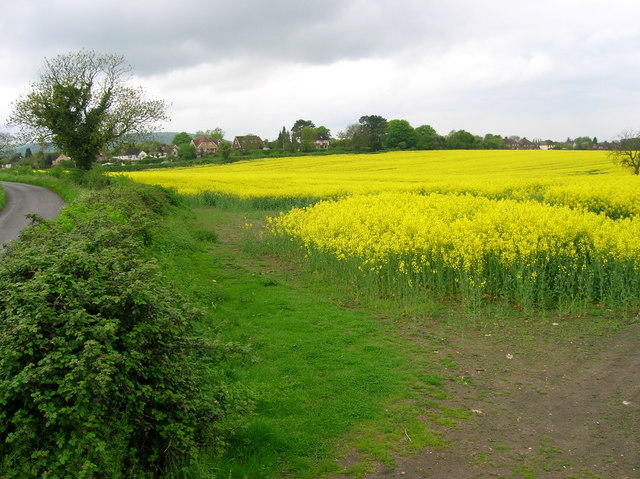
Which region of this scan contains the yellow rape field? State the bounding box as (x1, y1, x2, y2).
(267, 192, 640, 307)
(124, 150, 640, 308)
(124, 150, 640, 214)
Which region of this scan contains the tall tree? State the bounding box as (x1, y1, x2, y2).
(573, 136, 593, 150)
(0, 132, 15, 159)
(358, 115, 387, 151)
(384, 119, 417, 149)
(217, 141, 232, 162)
(172, 132, 193, 145)
(177, 143, 197, 160)
(446, 130, 478, 149)
(291, 119, 315, 151)
(299, 126, 317, 152)
(315, 126, 331, 141)
(209, 127, 225, 139)
(277, 126, 292, 152)
(610, 129, 640, 175)
(9, 50, 169, 170)
(480, 133, 506, 149)
(415, 125, 444, 150)
(337, 124, 368, 150)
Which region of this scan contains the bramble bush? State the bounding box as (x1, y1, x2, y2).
(0, 182, 244, 478)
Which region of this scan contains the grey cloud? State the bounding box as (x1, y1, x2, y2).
(3, 0, 457, 77)
(3, 0, 640, 140)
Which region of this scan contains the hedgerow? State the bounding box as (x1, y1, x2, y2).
(0, 182, 239, 478)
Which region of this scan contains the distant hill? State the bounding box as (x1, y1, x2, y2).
(145, 132, 194, 145)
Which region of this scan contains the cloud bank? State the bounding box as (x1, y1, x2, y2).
(2, 0, 639, 141)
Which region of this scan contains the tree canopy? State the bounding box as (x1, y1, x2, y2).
(0, 132, 15, 159)
(8, 50, 169, 170)
(446, 130, 478, 149)
(359, 115, 388, 151)
(172, 131, 193, 145)
(385, 119, 417, 149)
(610, 129, 640, 175)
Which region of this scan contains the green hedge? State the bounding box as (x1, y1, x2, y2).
(0, 183, 229, 478)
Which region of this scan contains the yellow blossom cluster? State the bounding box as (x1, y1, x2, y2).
(268, 192, 640, 306)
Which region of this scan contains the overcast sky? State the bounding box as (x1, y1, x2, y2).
(2, 0, 639, 142)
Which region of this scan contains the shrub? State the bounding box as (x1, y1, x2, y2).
(0, 184, 230, 478)
(68, 167, 112, 189)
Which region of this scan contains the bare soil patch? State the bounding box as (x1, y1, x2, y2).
(353, 315, 640, 479)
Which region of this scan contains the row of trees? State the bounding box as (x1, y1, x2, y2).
(268, 116, 561, 153)
(181, 116, 507, 155)
(336, 117, 509, 151)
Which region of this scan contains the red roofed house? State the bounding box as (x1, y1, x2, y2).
(191, 136, 223, 156)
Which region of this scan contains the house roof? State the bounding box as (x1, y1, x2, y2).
(234, 135, 264, 150)
(123, 148, 144, 156)
(192, 137, 222, 147)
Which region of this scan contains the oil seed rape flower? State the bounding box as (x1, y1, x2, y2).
(268, 192, 640, 307)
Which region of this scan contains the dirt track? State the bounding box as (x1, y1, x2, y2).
(361, 318, 640, 478)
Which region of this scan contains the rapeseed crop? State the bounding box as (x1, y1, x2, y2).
(125, 150, 631, 208)
(267, 192, 640, 308)
(125, 150, 640, 308)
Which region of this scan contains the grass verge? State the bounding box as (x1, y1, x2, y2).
(0, 169, 81, 202)
(154, 207, 461, 478)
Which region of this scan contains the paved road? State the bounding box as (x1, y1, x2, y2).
(0, 181, 65, 244)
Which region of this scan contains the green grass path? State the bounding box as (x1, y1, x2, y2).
(157, 207, 452, 478)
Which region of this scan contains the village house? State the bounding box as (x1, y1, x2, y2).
(504, 137, 538, 150)
(314, 139, 331, 149)
(112, 149, 148, 161)
(233, 135, 264, 151)
(191, 136, 222, 156)
(152, 144, 178, 159)
(52, 154, 71, 166)
(515, 138, 537, 150)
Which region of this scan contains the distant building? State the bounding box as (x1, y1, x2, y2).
(516, 138, 537, 150)
(113, 149, 148, 161)
(233, 135, 264, 151)
(152, 144, 179, 159)
(52, 154, 71, 166)
(191, 137, 222, 156)
(505, 137, 538, 150)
